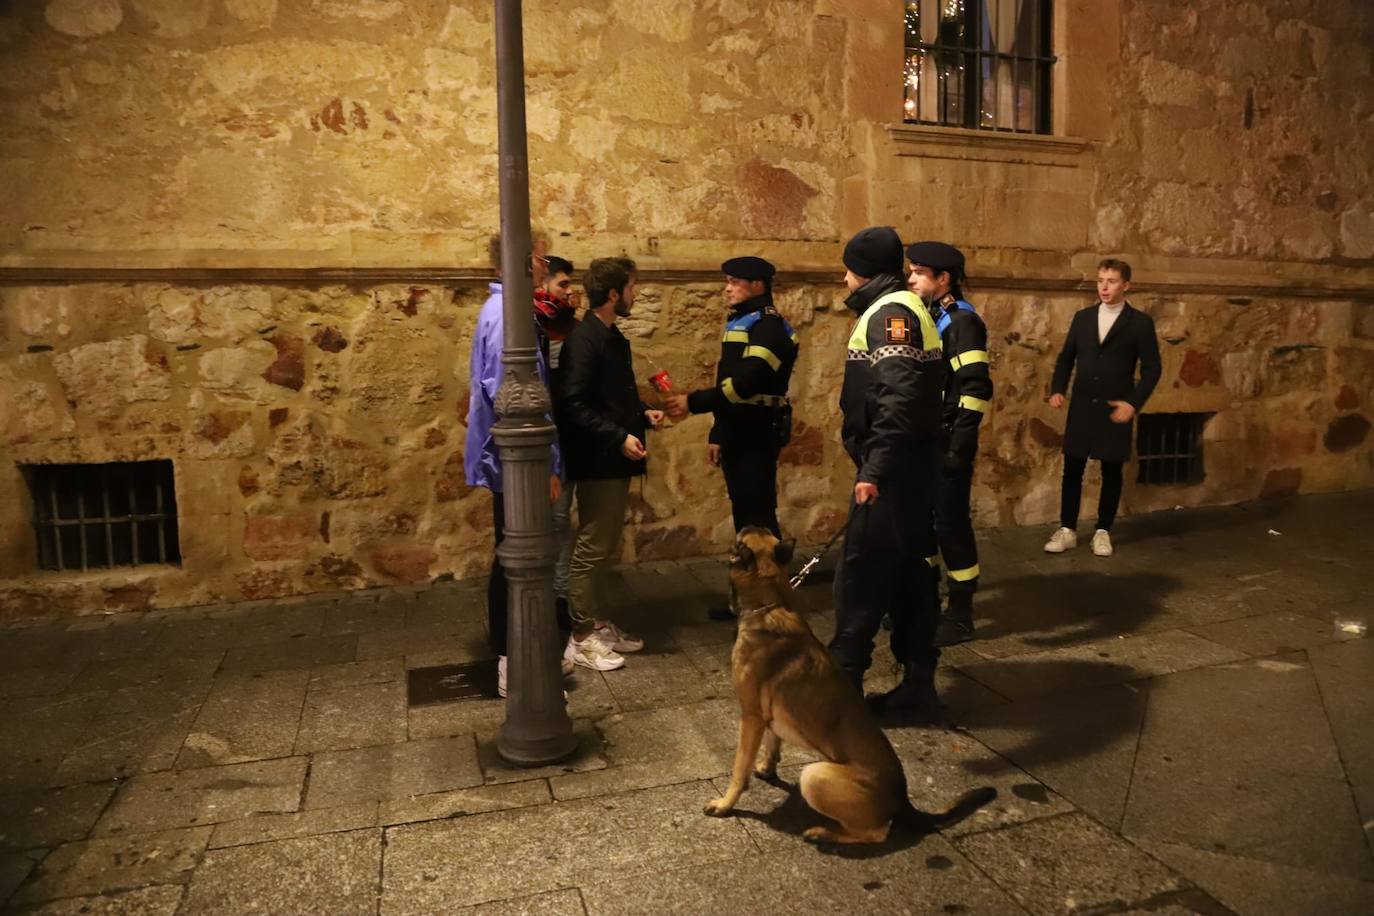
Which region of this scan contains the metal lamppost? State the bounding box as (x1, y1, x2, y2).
(491, 0, 576, 765)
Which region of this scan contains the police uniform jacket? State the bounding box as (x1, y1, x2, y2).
(934, 295, 993, 467)
(686, 293, 799, 449)
(840, 275, 946, 485)
(1050, 302, 1162, 463)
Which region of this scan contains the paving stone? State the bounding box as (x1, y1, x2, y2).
(1134, 837, 1374, 916)
(0, 661, 87, 699)
(182, 829, 381, 916)
(0, 693, 104, 792)
(94, 758, 307, 836)
(578, 834, 1021, 916)
(218, 635, 357, 675)
(458, 889, 586, 916)
(295, 680, 407, 754)
(408, 668, 618, 741)
(1, 850, 44, 904)
(52, 684, 209, 785)
(176, 670, 307, 769)
(378, 780, 551, 826)
(664, 618, 738, 649)
(380, 781, 755, 914)
(476, 720, 608, 786)
(0, 782, 116, 850)
(402, 591, 485, 631)
(16, 885, 186, 915)
(322, 597, 407, 636)
(11, 827, 211, 905)
(952, 812, 1195, 916)
(1122, 656, 1373, 880)
(1187, 610, 1361, 657)
(67, 654, 222, 697)
(306, 735, 482, 809)
(959, 630, 1245, 700)
(963, 681, 1149, 828)
(601, 648, 722, 712)
(1308, 638, 1374, 793)
(306, 657, 404, 691)
(208, 802, 379, 849)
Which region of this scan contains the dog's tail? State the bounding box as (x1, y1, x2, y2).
(893, 786, 998, 835)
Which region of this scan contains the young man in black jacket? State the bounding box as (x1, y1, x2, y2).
(1046, 258, 1161, 557)
(828, 227, 949, 723)
(557, 257, 665, 671)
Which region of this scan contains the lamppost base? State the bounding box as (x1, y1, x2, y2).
(496, 720, 578, 767)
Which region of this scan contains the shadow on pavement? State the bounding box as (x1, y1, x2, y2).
(976, 571, 1180, 649)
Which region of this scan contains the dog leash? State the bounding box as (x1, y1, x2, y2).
(788, 516, 852, 589)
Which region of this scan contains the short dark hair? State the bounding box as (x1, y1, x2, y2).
(584, 257, 637, 308)
(1097, 258, 1132, 282)
(546, 255, 574, 277)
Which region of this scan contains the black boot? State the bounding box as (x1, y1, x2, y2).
(934, 583, 975, 647)
(866, 665, 949, 726)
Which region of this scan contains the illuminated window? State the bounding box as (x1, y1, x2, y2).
(903, 0, 1056, 134)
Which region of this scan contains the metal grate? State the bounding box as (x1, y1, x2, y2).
(1136, 413, 1210, 486)
(407, 659, 499, 706)
(903, 0, 1056, 134)
(23, 461, 181, 571)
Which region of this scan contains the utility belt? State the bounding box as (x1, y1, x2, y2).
(724, 397, 792, 449)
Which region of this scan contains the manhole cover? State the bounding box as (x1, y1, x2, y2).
(407, 658, 498, 707)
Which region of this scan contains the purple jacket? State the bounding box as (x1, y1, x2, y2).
(464, 284, 561, 492)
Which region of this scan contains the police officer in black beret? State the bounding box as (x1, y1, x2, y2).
(905, 241, 993, 647)
(665, 257, 799, 613)
(830, 228, 948, 723)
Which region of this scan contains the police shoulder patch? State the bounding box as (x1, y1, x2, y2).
(885, 316, 910, 343)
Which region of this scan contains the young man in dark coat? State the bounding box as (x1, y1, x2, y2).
(557, 257, 665, 670)
(1045, 258, 1161, 557)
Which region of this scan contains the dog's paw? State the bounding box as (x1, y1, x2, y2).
(703, 798, 732, 817)
(754, 765, 777, 780)
(802, 826, 831, 844)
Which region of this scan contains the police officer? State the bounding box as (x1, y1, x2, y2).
(828, 227, 948, 722)
(906, 241, 993, 647)
(665, 256, 799, 548)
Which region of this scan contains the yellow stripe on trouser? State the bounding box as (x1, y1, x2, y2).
(959, 394, 990, 413)
(948, 563, 980, 582)
(742, 345, 781, 371)
(950, 349, 988, 370)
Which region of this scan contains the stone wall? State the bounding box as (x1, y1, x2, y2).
(1, 0, 1371, 613)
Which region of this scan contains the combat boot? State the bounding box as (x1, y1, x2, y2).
(933, 590, 975, 647)
(866, 665, 950, 727)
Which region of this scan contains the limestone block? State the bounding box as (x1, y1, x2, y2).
(1338, 206, 1374, 259)
(128, 0, 211, 38)
(52, 336, 172, 422)
(44, 0, 122, 37)
(224, 0, 277, 28)
(198, 342, 278, 403)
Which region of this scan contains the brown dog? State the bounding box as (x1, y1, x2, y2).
(704, 526, 994, 844)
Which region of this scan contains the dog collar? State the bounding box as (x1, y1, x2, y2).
(737, 601, 779, 618)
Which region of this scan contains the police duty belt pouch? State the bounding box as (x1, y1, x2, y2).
(773, 400, 794, 449)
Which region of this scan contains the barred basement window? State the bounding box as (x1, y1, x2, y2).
(23, 461, 181, 571)
(903, 0, 1056, 134)
(1136, 413, 1210, 486)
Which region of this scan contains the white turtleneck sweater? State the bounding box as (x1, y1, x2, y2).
(1098, 301, 1124, 343)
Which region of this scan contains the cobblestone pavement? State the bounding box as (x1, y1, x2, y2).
(1, 491, 1371, 914)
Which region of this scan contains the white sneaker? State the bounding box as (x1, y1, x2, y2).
(593, 621, 644, 653)
(1043, 527, 1078, 553)
(564, 633, 625, 671)
(500, 656, 577, 697)
(1092, 529, 1113, 557)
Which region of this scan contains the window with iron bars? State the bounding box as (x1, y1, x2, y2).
(1136, 413, 1211, 486)
(23, 461, 182, 571)
(903, 0, 1056, 134)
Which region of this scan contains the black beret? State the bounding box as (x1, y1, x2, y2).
(843, 226, 904, 279)
(904, 241, 965, 277)
(721, 256, 776, 281)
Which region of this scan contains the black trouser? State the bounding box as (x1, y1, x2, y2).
(1060, 455, 1124, 531)
(934, 465, 979, 614)
(828, 459, 941, 687)
(488, 491, 572, 657)
(721, 443, 781, 537)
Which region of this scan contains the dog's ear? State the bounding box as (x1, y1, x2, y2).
(773, 538, 795, 567)
(731, 544, 756, 569)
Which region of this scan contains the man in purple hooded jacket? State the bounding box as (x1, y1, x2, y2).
(464, 229, 572, 697)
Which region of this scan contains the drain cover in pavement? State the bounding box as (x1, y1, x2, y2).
(407, 658, 498, 706)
